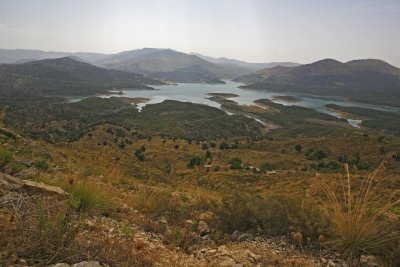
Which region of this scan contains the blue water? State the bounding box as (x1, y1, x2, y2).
(74, 80, 400, 128)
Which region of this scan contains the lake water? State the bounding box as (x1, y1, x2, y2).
(83, 80, 400, 128)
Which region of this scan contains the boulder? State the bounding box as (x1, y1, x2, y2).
(360, 255, 382, 267)
(197, 220, 210, 236)
(72, 261, 103, 267)
(237, 233, 254, 242)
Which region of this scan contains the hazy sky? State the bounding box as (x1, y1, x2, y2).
(1, 0, 399, 66)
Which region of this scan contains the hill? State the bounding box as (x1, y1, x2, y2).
(190, 52, 300, 70)
(239, 59, 400, 107)
(149, 65, 225, 84)
(94, 48, 252, 79)
(0, 57, 161, 97)
(0, 49, 109, 64)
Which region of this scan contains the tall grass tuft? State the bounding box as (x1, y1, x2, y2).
(311, 154, 400, 264)
(70, 180, 108, 213)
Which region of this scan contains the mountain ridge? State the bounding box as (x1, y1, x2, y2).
(238, 58, 400, 107)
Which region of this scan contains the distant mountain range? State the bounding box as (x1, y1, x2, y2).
(0, 48, 300, 83)
(149, 65, 225, 84)
(0, 57, 159, 97)
(1, 49, 400, 107)
(190, 52, 300, 70)
(93, 48, 251, 80)
(237, 59, 400, 107)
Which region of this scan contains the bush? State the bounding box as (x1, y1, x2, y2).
(311, 159, 400, 263)
(0, 148, 13, 168)
(202, 143, 209, 150)
(306, 149, 327, 160)
(187, 156, 203, 168)
(134, 148, 145, 161)
(34, 157, 50, 171)
(260, 162, 274, 171)
(295, 144, 302, 152)
(70, 181, 108, 213)
(228, 157, 242, 170)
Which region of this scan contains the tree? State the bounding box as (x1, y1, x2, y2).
(295, 144, 302, 152)
(228, 157, 242, 170)
(187, 156, 203, 168)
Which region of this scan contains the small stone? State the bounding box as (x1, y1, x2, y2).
(197, 220, 210, 236)
(231, 230, 241, 241)
(72, 262, 103, 267)
(360, 255, 382, 267)
(327, 259, 336, 267)
(198, 211, 215, 221)
(237, 233, 254, 242)
(206, 249, 217, 256)
(219, 257, 237, 267)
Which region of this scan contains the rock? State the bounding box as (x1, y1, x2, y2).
(218, 245, 228, 255)
(197, 220, 210, 236)
(360, 255, 382, 267)
(0, 172, 23, 192)
(49, 264, 70, 267)
(198, 211, 215, 221)
(237, 233, 254, 242)
(23, 180, 66, 195)
(206, 249, 218, 256)
(231, 230, 241, 241)
(327, 259, 336, 267)
(85, 220, 96, 231)
(245, 249, 261, 263)
(218, 257, 237, 267)
(72, 261, 103, 267)
(14, 167, 38, 179)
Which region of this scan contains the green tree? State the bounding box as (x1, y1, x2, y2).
(228, 157, 242, 170)
(295, 144, 302, 152)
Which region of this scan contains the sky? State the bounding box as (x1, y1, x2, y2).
(0, 0, 400, 66)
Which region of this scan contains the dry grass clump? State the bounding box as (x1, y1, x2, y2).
(311, 155, 400, 263)
(14, 198, 86, 265)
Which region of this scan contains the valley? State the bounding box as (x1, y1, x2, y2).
(0, 49, 400, 267)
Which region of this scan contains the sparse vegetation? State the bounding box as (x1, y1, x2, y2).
(311, 157, 400, 263)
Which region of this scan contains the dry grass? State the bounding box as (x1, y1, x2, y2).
(311, 154, 400, 263)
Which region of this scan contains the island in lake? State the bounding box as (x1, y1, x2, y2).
(271, 95, 302, 103)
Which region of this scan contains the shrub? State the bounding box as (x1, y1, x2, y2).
(202, 143, 209, 150)
(134, 148, 145, 161)
(0, 148, 13, 168)
(295, 144, 302, 152)
(187, 156, 203, 168)
(228, 157, 242, 170)
(70, 181, 108, 213)
(34, 157, 50, 171)
(260, 162, 274, 171)
(311, 157, 400, 263)
(15, 199, 83, 265)
(306, 149, 327, 160)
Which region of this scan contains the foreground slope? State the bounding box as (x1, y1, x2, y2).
(237, 59, 400, 107)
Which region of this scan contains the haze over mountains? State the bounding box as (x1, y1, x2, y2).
(1, 48, 400, 107)
(0, 48, 298, 82)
